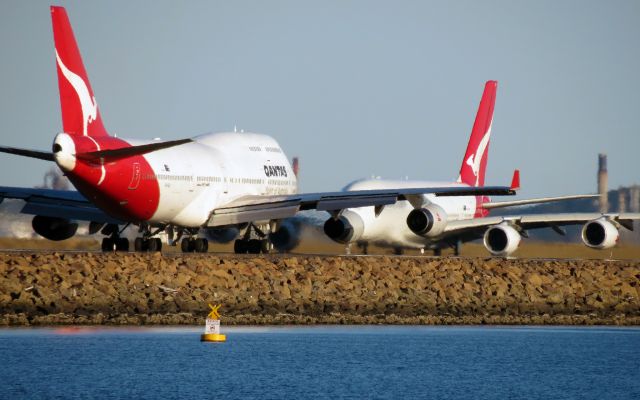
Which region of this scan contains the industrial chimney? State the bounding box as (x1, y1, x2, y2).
(618, 188, 627, 213)
(630, 185, 640, 213)
(598, 153, 608, 213)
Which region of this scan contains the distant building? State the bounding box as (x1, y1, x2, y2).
(598, 153, 608, 213)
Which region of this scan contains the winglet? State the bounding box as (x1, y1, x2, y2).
(510, 169, 520, 191)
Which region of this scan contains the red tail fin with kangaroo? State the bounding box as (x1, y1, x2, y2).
(457, 80, 497, 187)
(51, 6, 108, 137)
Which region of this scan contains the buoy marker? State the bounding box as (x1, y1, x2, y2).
(201, 303, 226, 342)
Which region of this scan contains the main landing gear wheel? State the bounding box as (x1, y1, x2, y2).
(148, 238, 162, 252)
(101, 237, 129, 252)
(134, 237, 162, 252)
(234, 238, 270, 254)
(233, 239, 247, 254)
(194, 238, 209, 253)
(181, 238, 208, 253)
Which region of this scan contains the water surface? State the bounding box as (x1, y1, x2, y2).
(0, 326, 638, 399)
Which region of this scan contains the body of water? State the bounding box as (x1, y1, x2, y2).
(0, 326, 639, 399)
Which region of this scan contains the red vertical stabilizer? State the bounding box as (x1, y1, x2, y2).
(457, 80, 497, 187)
(51, 6, 108, 137)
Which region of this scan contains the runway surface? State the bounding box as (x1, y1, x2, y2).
(0, 248, 633, 262)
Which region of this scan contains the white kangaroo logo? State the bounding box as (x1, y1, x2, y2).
(464, 122, 492, 186)
(55, 50, 97, 136)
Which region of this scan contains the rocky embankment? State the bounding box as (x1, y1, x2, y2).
(0, 252, 639, 326)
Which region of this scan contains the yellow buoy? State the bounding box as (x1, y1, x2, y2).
(200, 333, 226, 342)
(201, 304, 226, 342)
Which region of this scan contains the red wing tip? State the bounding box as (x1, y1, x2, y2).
(510, 169, 520, 190)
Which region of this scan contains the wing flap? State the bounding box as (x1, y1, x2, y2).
(315, 195, 396, 211)
(483, 194, 599, 210)
(443, 216, 506, 232)
(209, 204, 300, 226)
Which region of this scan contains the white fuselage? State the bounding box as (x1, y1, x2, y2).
(136, 131, 297, 227)
(343, 179, 479, 249)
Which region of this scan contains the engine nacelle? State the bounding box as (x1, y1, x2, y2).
(483, 223, 521, 256)
(270, 219, 302, 252)
(581, 218, 619, 249)
(406, 204, 448, 237)
(323, 210, 364, 244)
(32, 215, 78, 241)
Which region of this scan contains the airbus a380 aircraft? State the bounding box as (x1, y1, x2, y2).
(272, 81, 640, 256)
(0, 6, 517, 253)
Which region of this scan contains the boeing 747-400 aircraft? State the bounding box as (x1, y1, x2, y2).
(0, 6, 517, 253)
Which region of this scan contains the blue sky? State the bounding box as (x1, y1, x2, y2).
(0, 1, 638, 198)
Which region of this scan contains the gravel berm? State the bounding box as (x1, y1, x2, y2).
(1, 252, 638, 326)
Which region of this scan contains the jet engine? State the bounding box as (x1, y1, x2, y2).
(581, 218, 619, 249)
(270, 218, 302, 252)
(32, 215, 78, 241)
(483, 222, 521, 256)
(406, 204, 448, 237)
(323, 210, 364, 244)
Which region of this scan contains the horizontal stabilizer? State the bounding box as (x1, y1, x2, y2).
(0, 146, 54, 161)
(75, 138, 192, 162)
(483, 194, 599, 210)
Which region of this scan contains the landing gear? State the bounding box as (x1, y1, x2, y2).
(180, 237, 208, 253)
(134, 237, 162, 252)
(433, 248, 442, 256)
(357, 241, 369, 255)
(195, 238, 208, 253)
(233, 238, 270, 254)
(101, 237, 129, 252)
(149, 237, 162, 252)
(233, 223, 272, 254)
(100, 225, 130, 252)
(233, 239, 247, 254)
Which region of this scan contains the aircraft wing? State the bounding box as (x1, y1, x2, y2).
(207, 185, 516, 226)
(482, 194, 599, 209)
(442, 212, 640, 239)
(0, 186, 123, 224)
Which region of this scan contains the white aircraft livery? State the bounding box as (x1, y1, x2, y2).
(0, 6, 519, 253)
(272, 81, 640, 256)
